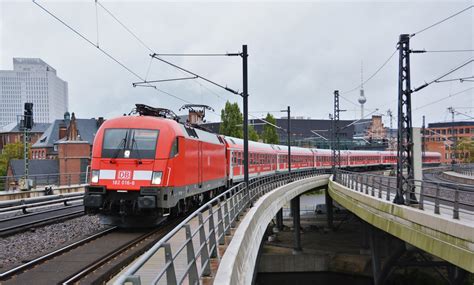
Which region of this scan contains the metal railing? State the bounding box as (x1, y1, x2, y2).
(0, 172, 88, 192)
(335, 170, 474, 220)
(114, 169, 327, 285)
(0, 192, 84, 214)
(453, 164, 474, 176)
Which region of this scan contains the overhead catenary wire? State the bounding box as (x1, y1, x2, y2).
(150, 54, 241, 95)
(413, 59, 474, 92)
(95, 0, 238, 121)
(340, 48, 397, 95)
(423, 49, 474, 53)
(410, 5, 474, 37)
(96, 0, 235, 107)
(33, 0, 193, 105)
(96, 0, 154, 53)
(414, 87, 474, 111)
(431, 76, 474, 83)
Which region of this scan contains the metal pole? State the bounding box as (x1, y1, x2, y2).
(242, 45, 249, 190)
(422, 115, 426, 159)
(332, 90, 341, 181)
(24, 126, 29, 180)
(287, 106, 291, 180)
(395, 34, 414, 205)
(448, 107, 457, 165)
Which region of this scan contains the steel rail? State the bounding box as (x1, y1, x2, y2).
(0, 206, 85, 237)
(61, 228, 163, 284)
(0, 226, 117, 280)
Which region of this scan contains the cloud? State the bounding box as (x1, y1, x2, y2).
(1, 1, 472, 127)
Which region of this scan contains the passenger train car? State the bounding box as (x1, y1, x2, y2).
(84, 110, 441, 225)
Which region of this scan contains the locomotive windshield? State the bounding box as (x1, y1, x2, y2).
(102, 128, 159, 159)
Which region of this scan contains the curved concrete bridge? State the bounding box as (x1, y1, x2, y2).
(214, 174, 474, 284)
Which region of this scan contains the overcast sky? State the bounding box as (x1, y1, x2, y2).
(1, 0, 473, 128)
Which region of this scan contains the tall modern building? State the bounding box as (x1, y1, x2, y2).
(0, 58, 68, 127)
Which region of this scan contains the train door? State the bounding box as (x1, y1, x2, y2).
(198, 141, 203, 188)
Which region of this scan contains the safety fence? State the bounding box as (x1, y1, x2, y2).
(114, 169, 327, 285)
(0, 172, 88, 192)
(453, 164, 474, 176)
(0, 192, 84, 214)
(335, 170, 474, 220)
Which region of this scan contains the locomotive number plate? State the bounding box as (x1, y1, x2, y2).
(117, 170, 132, 180)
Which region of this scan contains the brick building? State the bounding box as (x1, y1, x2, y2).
(0, 122, 50, 152)
(31, 112, 103, 159)
(424, 121, 474, 164)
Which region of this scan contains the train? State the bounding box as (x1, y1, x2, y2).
(84, 105, 441, 225)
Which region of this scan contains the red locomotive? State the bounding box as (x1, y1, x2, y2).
(84, 105, 441, 225)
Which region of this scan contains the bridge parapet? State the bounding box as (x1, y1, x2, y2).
(336, 170, 474, 220)
(330, 171, 474, 273)
(113, 169, 328, 285)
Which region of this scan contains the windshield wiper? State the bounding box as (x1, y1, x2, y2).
(111, 133, 128, 161)
(131, 138, 143, 164)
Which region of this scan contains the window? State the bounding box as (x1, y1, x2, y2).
(102, 128, 159, 159)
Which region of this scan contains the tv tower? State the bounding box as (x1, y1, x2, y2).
(358, 62, 367, 119)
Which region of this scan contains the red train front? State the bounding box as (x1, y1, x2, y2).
(84, 110, 227, 225)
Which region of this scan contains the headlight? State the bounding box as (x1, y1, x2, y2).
(151, 171, 163, 185)
(91, 170, 100, 183)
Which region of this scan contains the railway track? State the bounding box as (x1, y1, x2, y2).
(0, 204, 85, 237)
(0, 218, 182, 285)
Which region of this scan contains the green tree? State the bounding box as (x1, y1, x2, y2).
(0, 142, 24, 177)
(249, 125, 259, 142)
(456, 137, 474, 163)
(261, 113, 279, 144)
(220, 101, 243, 138)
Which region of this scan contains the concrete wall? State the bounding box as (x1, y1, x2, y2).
(441, 171, 474, 185)
(214, 175, 330, 285)
(328, 179, 474, 273)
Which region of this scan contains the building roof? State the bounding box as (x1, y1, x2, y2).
(352, 119, 372, 138)
(203, 118, 356, 141)
(428, 121, 474, 128)
(8, 159, 59, 177)
(0, 122, 51, 134)
(32, 118, 98, 148)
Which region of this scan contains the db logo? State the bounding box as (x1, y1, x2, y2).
(117, 170, 131, 180)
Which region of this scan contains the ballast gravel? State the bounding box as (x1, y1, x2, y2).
(0, 215, 107, 270)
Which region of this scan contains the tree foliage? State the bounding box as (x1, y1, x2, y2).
(249, 125, 259, 142)
(0, 142, 24, 177)
(456, 137, 474, 163)
(219, 101, 243, 138)
(261, 113, 279, 144)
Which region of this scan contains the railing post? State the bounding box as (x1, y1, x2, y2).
(434, 184, 440, 215)
(233, 189, 240, 222)
(184, 225, 199, 284)
(198, 213, 211, 276)
(223, 196, 231, 235)
(378, 176, 382, 199)
(453, 185, 460, 219)
(163, 243, 177, 285)
(208, 206, 218, 258)
(418, 181, 424, 210)
(229, 192, 236, 227)
(217, 200, 225, 245)
(386, 179, 391, 201)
